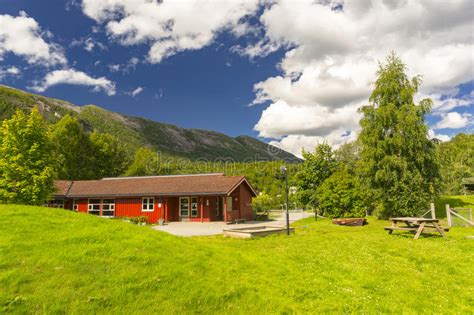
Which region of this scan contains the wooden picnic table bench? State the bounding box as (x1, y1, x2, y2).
(384, 217, 449, 240)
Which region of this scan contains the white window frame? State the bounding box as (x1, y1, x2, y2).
(88, 199, 101, 216)
(73, 199, 78, 211)
(101, 199, 115, 218)
(142, 197, 154, 212)
(179, 197, 190, 217)
(191, 197, 198, 217)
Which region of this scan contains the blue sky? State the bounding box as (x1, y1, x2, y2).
(0, 0, 472, 157)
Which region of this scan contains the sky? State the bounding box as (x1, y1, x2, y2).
(0, 0, 472, 158)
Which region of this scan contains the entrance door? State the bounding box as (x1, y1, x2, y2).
(179, 197, 190, 221)
(214, 197, 223, 221)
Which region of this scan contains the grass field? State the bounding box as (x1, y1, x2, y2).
(1, 205, 473, 313)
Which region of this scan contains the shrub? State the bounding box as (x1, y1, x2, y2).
(316, 167, 366, 218)
(130, 216, 148, 225)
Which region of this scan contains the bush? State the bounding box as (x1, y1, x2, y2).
(130, 216, 148, 225)
(252, 192, 273, 214)
(316, 167, 366, 218)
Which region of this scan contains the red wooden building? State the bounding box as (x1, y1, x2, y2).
(49, 173, 257, 224)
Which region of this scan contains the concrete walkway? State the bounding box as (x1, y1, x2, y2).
(152, 211, 312, 237)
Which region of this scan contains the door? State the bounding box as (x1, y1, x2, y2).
(179, 197, 190, 221)
(214, 197, 223, 221)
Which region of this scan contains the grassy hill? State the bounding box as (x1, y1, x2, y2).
(1, 205, 473, 313)
(0, 85, 300, 162)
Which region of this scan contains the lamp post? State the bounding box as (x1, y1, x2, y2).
(280, 165, 290, 236)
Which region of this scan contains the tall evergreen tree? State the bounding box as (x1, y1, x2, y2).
(0, 108, 55, 204)
(358, 53, 440, 217)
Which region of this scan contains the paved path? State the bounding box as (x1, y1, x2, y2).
(152, 211, 313, 237)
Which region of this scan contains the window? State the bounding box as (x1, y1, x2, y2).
(142, 198, 154, 212)
(88, 199, 101, 216)
(102, 199, 115, 217)
(49, 198, 65, 208)
(179, 197, 189, 217)
(73, 199, 78, 211)
(226, 197, 233, 212)
(191, 197, 198, 217)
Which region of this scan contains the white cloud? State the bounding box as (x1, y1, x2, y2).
(434, 112, 472, 130)
(81, 0, 260, 63)
(129, 86, 143, 97)
(108, 64, 121, 72)
(428, 129, 451, 142)
(71, 36, 107, 52)
(0, 66, 21, 80)
(6, 66, 20, 75)
(31, 69, 116, 96)
(245, 0, 473, 153)
(0, 12, 66, 66)
(255, 100, 360, 139)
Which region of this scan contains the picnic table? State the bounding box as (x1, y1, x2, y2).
(384, 217, 449, 240)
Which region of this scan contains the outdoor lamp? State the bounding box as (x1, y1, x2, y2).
(280, 165, 290, 236)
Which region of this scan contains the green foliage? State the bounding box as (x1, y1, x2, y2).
(437, 133, 474, 194)
(50, 115, 131, 179)
(89, 132, 132, 178)
(50, 115, 97, 179)
(252, 192, 273, 213)
(0, 109, 55, 204)
(125, 147, 160, 176)
(358, 53, 441, 217)
(294, 143, 337, 207)
(316, 166, 365, 218)
(434, 195, 474, 219)
(334, 141, 360, 171)
(1, 205, 473, 313)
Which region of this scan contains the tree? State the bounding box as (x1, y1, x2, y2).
(125, 147, 160, 176)
(358, 53, 440, 217)
(50, 115, 96, 179)
(0, 108, 55, 204)
(437, 133, 474, 194)
(252, 192, 273, 213)
(334, 141, 360, 172)
(90, 132, 131, 178)
(295, 143, 337, 208)
(316, 166, 365, 218)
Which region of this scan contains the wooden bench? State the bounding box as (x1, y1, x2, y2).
(234, 219, 247, 224)
(384, 226, 449, 232)
(385, 217, 449, 240)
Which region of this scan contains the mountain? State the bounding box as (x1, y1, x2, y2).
(0, 85, 300, 162)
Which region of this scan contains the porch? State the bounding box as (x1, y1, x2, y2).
(164, 195, 231, 223)
(153, 211, 313, 236)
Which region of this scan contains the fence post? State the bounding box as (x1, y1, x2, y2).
(446, 204, 452, 227)
(430, 203, 436, 219)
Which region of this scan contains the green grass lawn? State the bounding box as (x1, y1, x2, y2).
(1, 205, 473, 314)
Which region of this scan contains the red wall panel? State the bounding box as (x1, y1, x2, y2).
(115, 197, 164, 223)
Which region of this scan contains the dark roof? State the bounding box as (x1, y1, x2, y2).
(53, 173, 257, 198)
(54, 180, 73, 196)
